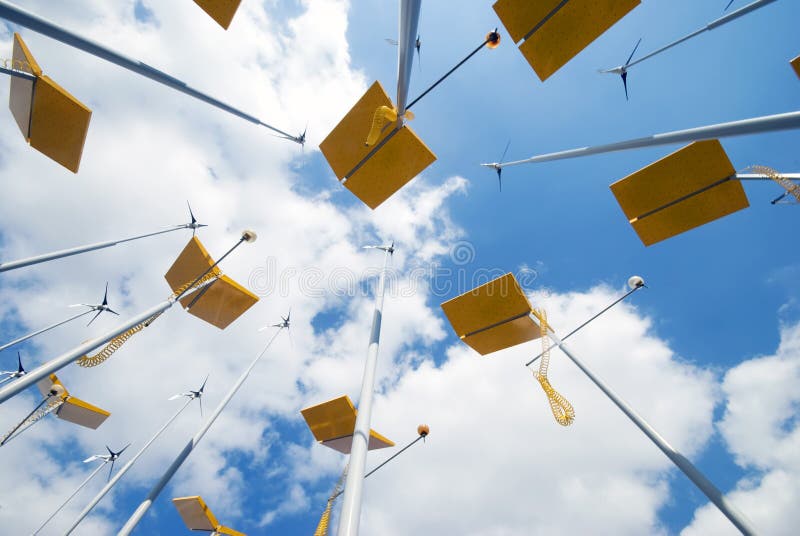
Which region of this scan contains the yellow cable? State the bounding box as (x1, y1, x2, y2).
(533, 309, 575, 427)
(314, 465, 348, 536)
(749, 165, 800, 203)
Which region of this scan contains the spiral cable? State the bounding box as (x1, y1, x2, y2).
(76, 273, 219, 368)
(532, 309, 575, 427)
(1, 396, 64, 445)
(314, 465, 349, 536)
(748, 165, 800, 204)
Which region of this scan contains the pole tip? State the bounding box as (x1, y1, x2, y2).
(486, 30, 501, 49)
(417, 424, 430, 437)
(627, 275, 645, 289)
(241, 230, 258, 243)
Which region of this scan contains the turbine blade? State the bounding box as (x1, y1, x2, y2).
(86, 310, 103, 327)
(187, 200, 197, 225)
(17, 352, 24, 373)
(106, 445, 113, 456)
(107, 459, 115, 482)
(102, 282, 109, 306)
(117, 443, 132, 456)
(622, 72, 629, 101)
(385, 38, 398, 46)
(626, 38, 642, 66)
(107, 309, 120, 316)
(500, 140, 511, 164)
(168, 394, 183, 401)
(83, 455, 100, 463)
(724, 0, 735, 10)
(199, 375, 209, 394)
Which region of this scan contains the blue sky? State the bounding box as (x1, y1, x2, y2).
(0, 0, 799, 535)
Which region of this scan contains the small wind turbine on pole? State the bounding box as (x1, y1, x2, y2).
(441, 273, 758, 535)
(117, 317, 289, 535)
(0, 352, 26, 387)
(31, 444, 129, 535)
(64, 379, 205, 534)
(0, 204, 205, 273)
(0, 230, 259, 406)
(0, 1, 306, 144)
(599, 0, 779, 100)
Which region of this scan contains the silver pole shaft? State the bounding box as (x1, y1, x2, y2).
(0, 0, 299, 142)
(736, 173, 800, 180)
(494, 110, 800, 169)
(0, 309, 94, 353)
(0, 226, 189, 273)
(544, 327, 757, 535)
(337, 247, 392, 536)
(64, 397, 194, 535)
(117, 328, 284, 535)
(626, 0, 777, 70)
(396, 0, 422, 117)
(0, 300, 173, 404)
(32, 460, 107, 535)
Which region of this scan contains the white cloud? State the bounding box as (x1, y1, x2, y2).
(682, 321, 800, 536)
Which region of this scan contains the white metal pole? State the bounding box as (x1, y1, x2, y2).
(117, 327, 284, 535)
(542, 325, 757, 535)
(31, 460, 107, 535)
(64, 396, 195, 535)
(0, 309, 94, 353)
(0, 1, 302, 143)
(0, 225, 192, 273)
(396, 0, 422, 117)
(483, 111, 800, 171)
(0, 299, 173, 404)
(337, 244, 393, 536)
(736, 173, 800, 180)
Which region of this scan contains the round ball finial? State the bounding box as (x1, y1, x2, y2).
(486, 30, 501, 49)
(241, 229, 258, 243)
(628, 275, 645, 289)
(417, 424, 430, 437)
(49, 384, 66, 397)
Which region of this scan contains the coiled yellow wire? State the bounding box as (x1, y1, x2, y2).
(1, 58, 35, 72)
(314, 465, 348, 536)
(533, 309, 575, 427)
(749, 165, 800, 203)
(364, 105, 414, 146)
(76, 273, 219, 368)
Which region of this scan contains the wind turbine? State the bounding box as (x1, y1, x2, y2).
(0, 230, 259, 406)
(260, 308, 293, 346)
(168, 375, 209, 417)
(64, 380, 204, 534)
(441, 273, 757, 536)
(0, 1, 306, 144)
(0, 352, 26, 387)
(31, 444, 129, 535)
(0, 206, 206, 273)
(599, 0, 778, 99)
(117, 318, 289, 535)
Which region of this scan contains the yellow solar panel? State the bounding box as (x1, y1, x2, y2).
(173, 496, 219, 532)
(610, 140, 749, 246)
(319, 81, 437, 209)
(178, 274, 260, 329)
(9, 33, 40, 138)
(494, 0, 640, 81)
(165, 237, 221, 294)
(441, 273, 541, 355)
(300, 395, 395, 452)
(792, 54, 800, 79)
(57, 397, 110, 429)
(29, 75, 92, 173)
(193, 0, 242, 29)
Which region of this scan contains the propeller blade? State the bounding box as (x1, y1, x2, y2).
(626, 38, 642, 67)
(499, 140, 511, 164)
(107, 459, 115, 482)
(724, 0, 735, 10)
(497, 168, 502, 193)
(622, 71, 629, 101)
(107, 308, 120, 316)
(187, 201, 197, 225)
(199, 396, 203, 419)
(416, 35, 422, 70)
(199, 375, 209, 394)
(106, 445, 114, 456)
(68, 303, 92, 308)
(86, 309, 103, 327)
(168, 394, 184, 401)
(116, 443, 132, 457)
(17, 352, 24, 374)
(83, 455, 101, 463)
(385, 38, 398, 46)
(102, 282, 109, 306)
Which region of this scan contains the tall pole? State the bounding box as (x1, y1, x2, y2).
(117, 327, 285, 535)
(482, 111, 800, 172)
(0, 225, 193, 273)
(0, 309, 93, 353)
(31, 460, 107, 535)
(542, 325, 757, 535)
(396, 0, 422, 118)
(337, 243, 394, 536)
(0, 300, 173, 404)
(0, 1, 303, 143)
(64, 397, 195, 534)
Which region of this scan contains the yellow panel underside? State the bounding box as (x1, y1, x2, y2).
(610, 140, 748, 246)
(319, 81, 394, 179)
(29, 75, 92, 173)
(58, 397, 110, 429)
(179, 274, 259, 329)
(440, 273, 533, 337)
(193, 0, 242, 30)
(518, 0, 640, 81)
(173, 496, 219, 531)
(463, 315, 541, 355)
(301, 395, 357, 442)
(492, 0, 563, 44)
(9, 33, 40, 138)
(344, 125, 436, 209)
(165, 237, 221, 293)
(217, 525, 247, 536)
(792, 54, 800, 79)
(321, 429, 395, 454)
